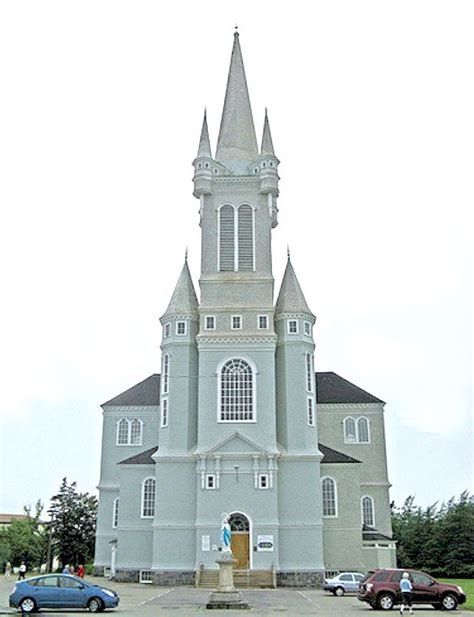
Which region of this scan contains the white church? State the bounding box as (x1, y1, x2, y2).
(94, 32, 396, 586)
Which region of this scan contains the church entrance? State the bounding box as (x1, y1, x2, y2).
(229, 512, 250, 569)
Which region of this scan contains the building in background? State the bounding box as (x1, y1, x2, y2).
(94, 33, 396, 586)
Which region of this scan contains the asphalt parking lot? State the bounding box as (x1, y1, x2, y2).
(0, 576, 470, 616)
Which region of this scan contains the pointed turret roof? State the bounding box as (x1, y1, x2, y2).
(196, 109, 212, 158)
(275, 256, 315, 318)
(215, 32, 258, 173)
(261, 109, 275, 156)
(161, 258, 199, 320)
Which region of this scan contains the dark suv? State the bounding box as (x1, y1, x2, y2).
(358, 568, 466, 611)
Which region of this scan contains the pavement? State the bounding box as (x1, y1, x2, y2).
(0, 575, 471, 616)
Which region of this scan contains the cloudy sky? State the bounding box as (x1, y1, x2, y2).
(1, 1, 472, 515)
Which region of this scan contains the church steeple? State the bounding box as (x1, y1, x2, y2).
(161, 258, 199, 321)
(215, 31, 258, 173)
(275, 256, 315, 320)
(196, 109, 212, 158)
(261, 109, 275, 156)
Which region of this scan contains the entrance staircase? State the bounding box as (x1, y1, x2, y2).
(196, 566, 276, 588)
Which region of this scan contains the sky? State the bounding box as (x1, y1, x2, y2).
(0, 1, 472, 516)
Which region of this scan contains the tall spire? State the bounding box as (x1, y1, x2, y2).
(275, 256, 315, 319)
(215, 32, 258, 173)
(161, 259, 199, 320)
(197, 109, 212, 158)
(261, 108, 275, 156)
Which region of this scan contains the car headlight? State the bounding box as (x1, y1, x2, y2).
(457, 586, 464, 594)
(366, 583, 373, 591)
(10, 585, 17, 594)
(101, 589, 116, 598)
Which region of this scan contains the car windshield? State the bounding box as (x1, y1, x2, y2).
(360, 572, 373, 583)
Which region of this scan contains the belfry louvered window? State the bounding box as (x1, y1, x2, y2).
(218, 204, 254, 272)
(219, 358, 254, 421)
(219, 205, 235, 271)
(237, 205, 254, 270)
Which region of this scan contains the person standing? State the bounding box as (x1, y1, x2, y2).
(18, 561, 26, 580)
(76, 564, 85, 578)
(4, 562, 12, 578)
(399, 572, 414, 615)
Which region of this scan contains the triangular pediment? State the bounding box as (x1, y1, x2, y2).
(204, 432, 273, 456)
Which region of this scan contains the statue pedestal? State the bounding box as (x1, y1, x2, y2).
(206, 552, 249, 610)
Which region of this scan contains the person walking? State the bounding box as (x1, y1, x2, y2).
(399, 572, 414, 615)
(76, 564, 85, 578)
(18, 561, 26, 580)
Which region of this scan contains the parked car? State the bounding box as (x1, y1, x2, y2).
(358, 568, 466, 611)
(9, 574, 119, 613)
(323, 572, 365, 595)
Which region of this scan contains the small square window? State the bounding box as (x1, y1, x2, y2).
(288, 319, 298, 334)
(206, 474, 216, 490)
(304, 321, 311, 336)
(231, 315, 242, 330)
(258, 315, 269, 330)
(164, 323, 171, 338)
(176, 321, 186, 335)
(205, 315, 216, 330)
(259, 474, 269, 489)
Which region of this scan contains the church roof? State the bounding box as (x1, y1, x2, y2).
(215, 32, 258, 173)
(275, 257, 315, 318)
(362, 525, 393, 541)
(161, 259, 199, 320)
(319, 443, 361, 464)
(196, 110, 212, 158)
(103, 372, 383, 408)
(316, 372, 385, 404)
(102, 374, 160, 407)
(118, 446, 158, 465)
(261, 109, 275, 156)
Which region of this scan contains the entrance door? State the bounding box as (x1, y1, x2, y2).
(228, 512, 250, 570)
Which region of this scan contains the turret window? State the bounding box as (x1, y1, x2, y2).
(161, 398, 168, 428)
(258, 315, 269, 329)
(112, 498, 119, 528)
(231, 315, 242, 330)
(176, 321, 186, 335)
(307, 397, 315, 426)
(304, 321, 311, 336)
(164, 323, 171, 338)
(218, 204, 255, 272)
(205, 315, 216, 330)
(305, 353, 314, 392)
(219, 358, 255, 422)
(288, 319, 298, 334)
(162, 354, 170, 395)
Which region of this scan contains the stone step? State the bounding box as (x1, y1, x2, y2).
(197, 569, 275, 588)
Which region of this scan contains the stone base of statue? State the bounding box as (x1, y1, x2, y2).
(206, 552, 250, 610)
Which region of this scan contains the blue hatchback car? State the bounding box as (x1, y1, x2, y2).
(9, 574, 119, 613)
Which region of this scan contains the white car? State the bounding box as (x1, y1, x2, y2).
(323, 572, 365, 596)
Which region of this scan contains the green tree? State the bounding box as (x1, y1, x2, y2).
(0, 501, 47, 570)
(48, 478, 98, 568)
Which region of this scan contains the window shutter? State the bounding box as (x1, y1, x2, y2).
(219, 205, 235, 271)
(237, 205, 254, 271)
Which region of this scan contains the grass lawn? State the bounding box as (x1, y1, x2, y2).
(439, 579, 474, 611)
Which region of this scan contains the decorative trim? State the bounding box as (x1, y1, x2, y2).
(317, 403, 383, 412)
(197, 335, 277, 345)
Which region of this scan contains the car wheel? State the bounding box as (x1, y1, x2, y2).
(377, 593, 395, 610)
(334, 586, 345, 596)
(88, 597, 103, 613)
(19, 598, 37, 613)
(441, 594, 458, 611)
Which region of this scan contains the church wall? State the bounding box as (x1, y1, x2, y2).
(320, 462, 365, 571)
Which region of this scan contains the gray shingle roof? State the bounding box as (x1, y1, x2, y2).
(102, 375, 160, 407)
(319, 443, 361, 464)
(103, 372, 382, 408)
(316, 372, 384, 404)
(119, 446, 158, 465)
(275, 258, 314, 318)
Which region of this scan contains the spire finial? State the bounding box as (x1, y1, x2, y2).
(287, 245, 291, 260)
(185, 247, 188, 263)
(234, 25, 239, 37)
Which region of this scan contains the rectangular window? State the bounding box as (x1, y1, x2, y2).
(288, 319, 298, 334)
(176, 321, 186, 335)
(231, 315, 242, 330)
(304, 321, 311, 336)
(305, 353, 313, 392)
(307, 397, 315, 426)
(164, 323, 171, 338)
(259, 474, 269, 489)
(139, 570, 153, 584)
(161, 398, 168, 428)
(205, 474, 216, 490)
(258, 315, 269, 329)
(205, 315, 216, 330)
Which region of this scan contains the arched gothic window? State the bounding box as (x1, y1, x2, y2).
(116, 418, 143, 446)
(344, 417, 357, 443)
(112, 498, 119, 528)
(219, 358, 254, 422)
(117, 419, 129, 445)
(142, 478, 156, 518)
(358, 417, 370, 443)
(228, 512, 250, 531)
(218, 205, 254, 272)
(362, 495, 375, 527)
(321, 477, 337, 517)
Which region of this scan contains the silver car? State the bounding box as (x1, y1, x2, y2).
(323, 572, 365, 596)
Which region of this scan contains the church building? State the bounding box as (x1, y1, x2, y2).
(94, 33, 396, 586)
